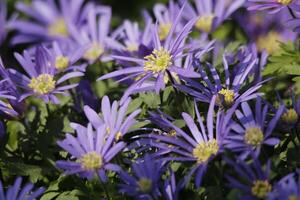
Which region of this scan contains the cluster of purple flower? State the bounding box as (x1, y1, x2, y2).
(1, 0, 300, 199)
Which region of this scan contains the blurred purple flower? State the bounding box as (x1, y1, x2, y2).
(180, 0, 245, 33)
(70, 3, 112, 64)
(0, 120, 5, 138)
(226, 157, 272, 199)
(11, 0, 86, 45)
(56, 123, 124, 181)
(75, 80, 99, 111)
(247, 0, 299, 14)
(8, 46, 84, 103)
(224, 98, 284, 160)
(0, 177, 45, 200)
(268, 169, 300, 199)
(118, 155, 163, 199)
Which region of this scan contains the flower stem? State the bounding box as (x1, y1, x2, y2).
(100, 179, 110, 200)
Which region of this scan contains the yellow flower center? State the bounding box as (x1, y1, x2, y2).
(80, 151, 103, 171)
(218, 89, 235, 107)
(277, 0, 293, 5)
(195, 15, 214, 33)
(144, 47, 172, 73)
(257, 31, 283, 54)
(55, 56, 69, 71)
(158, 23, 172, 40)
(28, 74, 56, 95)
(48, 18, 68, 37)
(193, 139, 219, 164)
(84, 43, 104, 61)
(289, 195, 300, 200)
(251, 180, 272, 199)
(244, 127, 264, 147)
(282, 109, 298, 124)
(137, 178, 152, 193)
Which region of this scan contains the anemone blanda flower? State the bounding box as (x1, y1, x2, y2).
(10, 0, 86, 45)
(178, 51, 262, 108)
(143, 0, 182, 41)
(70, 3, 112, 64)
(247, 0, 299, 14)
(0, 58, 20, 118)
(56, 123, 124, 181)
(98, 7, 202, 104)
(110, 19, 152, 56)
(179, 0, 245, 33)
(8, 46, 84, 103)
(142, 96, 233, 187)
(46, 41, 87, 73)
(224, 98, 284, 160)
(268, 169, 300, 200)
(278, 95, 300, 128)
(225, 157, 272, 199)
(118, 154, 163, 199)
(83, 95, 141, 142)
(0, 177, 45, 200)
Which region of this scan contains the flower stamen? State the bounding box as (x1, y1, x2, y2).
(193, 139, 219, 164)
(244, 127, 264, 147)
(80, 151, 103, 171)
(144, 47, 172, 73)
(28, 74, 56, 95)
(251, 180, 272, 199)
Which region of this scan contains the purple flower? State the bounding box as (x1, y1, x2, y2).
(56, 123, 124, 181)
(110, 19, 152, 56)
(247, 0, 299, 14)
(268, 170, 300, 200)
(145, 1, 182, 41)
(162, 169, 181, 200)
(225, 157, 272, 199)
(178, 51, 262, 108)
(180, 0, 245, 33)
(224, 98, 284, 160)
(83, 95, 141, 141)
(0, 177, 44, 200)
(0, 58, 20, 118)
(278, 95, 300, 128)
(8, 46, 84, 103)
(10, 0, 86, 45)
(98, 7, 201, 104)
(70, 3, 112, 64)
(118, 155, 163, 199)
(46, 41, 87, 73)
(143, 96, 232, 187)
(0, 1, 8, 45)
(75, 80, 99, 112)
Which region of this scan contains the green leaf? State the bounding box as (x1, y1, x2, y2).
(6, 121, 25, 151)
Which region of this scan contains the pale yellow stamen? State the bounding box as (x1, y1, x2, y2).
(144, 47, 172, 73)
(288, 195, 300, 200)
(282, 109, 298, 124)
(168, 129, 176, 137)
(195, 15, 214, 33)
(251, 180, 272, 199)
(84, 43, 104, 61)
(28, 74, 56, 95)
(244, 127, 264, 147)
(80, 151, 103, 171)
(193, 139, 219, 164)
(158, 23, 172, 40)
(277, 0, 293, 5)
(48, 18, 68, 37)
(137, 178, 152, 193)
(257, 31, 283, 54)
(55, 56, 69, 71)
(218, 89, 235, 106)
